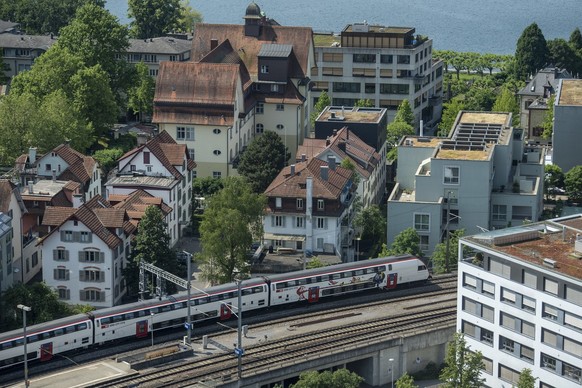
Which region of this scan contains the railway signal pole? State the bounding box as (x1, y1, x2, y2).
(17, 304, 31, 388)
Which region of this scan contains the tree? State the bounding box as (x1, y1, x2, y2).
(463, 77, 496, 111)
(565, 165, 582, 202)
(394, 99, 415, 127)
(192, 176, 225, 198)
(440, 332, 485, 388)
(517, 368, 536, 388)
(431, 229, 465, 274)
(177, 0, 203, 33)
(291, 369, 363, 388)
(438, 98, 465, 137)
(386, 121, 414, 161)
(339, 158, 360, 188)
(127, 62, 155, 121)
(547, 38, 580, 76)
(0, 49, 9, 84)
(492, 86, 519, 126)
(570, 28, 582, 51)
(449, 52, 468, 80)
(353, 205, 385, 244)
(129, 0, 180, 39)
(198, 177, 265, 284)
(514, 23, 549, 80)
(237, 130, 290, 193)
(354, 98, 374, 107)
(395, 372, 418, 388)
(306, 256, 326, 269)
(93, 148, 124, 178)
(311, 90, 331, 127)
(388, 228, 422, 256)
(545, 164, 565, 192)
(541, 95, 555, 140)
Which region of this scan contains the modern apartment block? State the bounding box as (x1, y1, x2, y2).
(387, 111, 544, 256)
(551, 79, 582, 173)
(312, 22, 444, 130)
(457, 215, 582, 387)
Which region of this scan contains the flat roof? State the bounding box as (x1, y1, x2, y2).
(464, 216, 582, 280)
(343, 24, 414, 35)
(22, 180, 70, 197)
(318, 106, 386, 124)
(558, 79, 582, 106)
(106, 175, 177, 189)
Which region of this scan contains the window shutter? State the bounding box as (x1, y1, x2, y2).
(79, 251, 84, 262)
(66, 289, 70, 300)
(54, 269, 58, 279)
(271, 216, 274, 227)
(325, 218, 328, 229)
(80, 290, 85, 301)
(66, 270, 70, 280)
(88, 233, 92, 243)
(53, 250, 58, 260)
(282, 216, 286, 227)
(73, 232, 80, 242)
(100, 271, 105, 282)
(80, 271, 85, 281)
(60, 230, 65, 241)
(65, 250, 69, 260)
(100, 291, 106, 302)
(99, 252, 105, 263)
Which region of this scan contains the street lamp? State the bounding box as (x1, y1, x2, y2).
(150, 312, 155, 347)
(17, 304, 31, 388)
(356, 236, 361, 261)
(183, 251, 192, 345)
(388, 358, 394, 388)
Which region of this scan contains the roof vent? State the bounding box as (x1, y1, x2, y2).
(543, 258, 557, 268)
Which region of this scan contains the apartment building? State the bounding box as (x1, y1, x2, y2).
(387, 111, 544, 256)
(457, 215, 582, 387)
(312, 22, 444, 129)
(0, 33, 56, 79)
(123, 36, 192, 77)
(0, 180, 25, 287)
(263, 157, 356, 260)
(0, 212, 13, 292)
(551, 79, 582, 172)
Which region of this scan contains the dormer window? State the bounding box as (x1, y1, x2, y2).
(317, 199, 325, 210)
(296, 198, 303, 209)
(271, 84, 279, 92)
(275, 197, 282, 208)
(260, 65, 269, 74)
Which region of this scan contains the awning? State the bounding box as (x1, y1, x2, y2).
(264, 233, 306, 242)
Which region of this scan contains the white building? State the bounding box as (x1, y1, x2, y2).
(263, 157, 356, 260)
(387, 111, 545, 256)
(105, 131, 195, 246)
(551, 79, 582, 173)
(0, 212, 13, 292)
(124, 36, 192, 77)
(457, 215, 582, 387)
(312, 22, 444, 130)
(40, 196, 134, 308)
(0, 180, 26, 287)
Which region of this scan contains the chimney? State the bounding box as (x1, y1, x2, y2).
(333, 129, 338, 137)
(420, 119, 424, 137)
(320, 165, 329, 181)
(326, 137, 331, 146)
(328, 156, 336, 170)
(301, 154, 306, 162)
(28, 181, 33, 194)
(52, 169, 56, 182)
(290, 164, 295, 176)
(330, 112, 336, 119)
(210, 38, 218, 50)
(28, 147, 37, 164)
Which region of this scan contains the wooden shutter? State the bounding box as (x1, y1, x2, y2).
(80, 290, 85, 301)
(65, 250, 69, 260)
(66, 270, 70, 280)
(60, 231, 65, 241)
(79, 270, 85, 281)
(87, 233, 92, 243)
(100, 291, 106, 302)
(66, 289, 70, 300)
(99, 252, 105, 263)
(99, 271, 105, 282)
(53, 250, 58, 260)
(79, 251, 84, 262)
(54, 268, 58, 279)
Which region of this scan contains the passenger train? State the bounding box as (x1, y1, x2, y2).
(0, 255, 429, 369)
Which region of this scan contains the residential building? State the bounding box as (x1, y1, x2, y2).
(40, 195, 134, 308)
(551, 79, 582, 172)
(0, 212, 13, 292)
(0, 180, 26, 285)
(387, 111, 545, 256)
(20, 179, 81, 283)
(153, 2, 315, 178)
(312, 22, 444, 129)
(108, 189, 172, 226)
(105, 131, 194, 246)
(263, 157, 356, 260)
(0, 20, 20, 34)
(0, 33, 56, 79)
(457, 215, 582, 387)
(123, 36, 192, 77)
(33, 143, 102, 201)
(517, 66, 572, 143)
(297, 126, 384, 207)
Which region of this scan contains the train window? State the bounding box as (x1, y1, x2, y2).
(242, 289, 251, 296)
(388, 265, 392, 271)
(100, 317, 111, 325)
(82, 337, 89, 344)
(112, 315, 123, 323)
(1, 342, 14, 350)
(288, 280, 297, 287)
(137, 310, 145, 317)
(27, 335, 39, 343)
(275, 283, 285, 290)
(54, 329, 64, 337)
(354, 270, 363, 276)
(254, 286, 263, 293)
(258, 300, 265, 306)
(15, 339, 24, 346)
(306, 278, 313, 284)
(418, 265, 426, 271)
(198, 297, 208, 304)
(297, 278, 307, 285)
(66, 326, 75, 334)
(209, 295, 219, 302)
(78, 323, 88, 330)
(41, 332, 51, 340)
(316, 276, 322, 282)
(125, 312, 135, 320)
(160, 305, 171, 313)
(150, 307, 160, 314)
(332, 274, 341, 280)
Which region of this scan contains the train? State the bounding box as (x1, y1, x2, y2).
(0, 255, 429, 369)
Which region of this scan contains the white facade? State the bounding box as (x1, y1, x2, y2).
(0, 213, 14, 292)
(551, 79, 582, 173)
(41, 220, 130, 308)
(457, 217, 582, 387)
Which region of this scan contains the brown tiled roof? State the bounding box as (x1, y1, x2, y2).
(63, 181, 81, 192)
(261, 80, 305, 105)
(112, 189, 172, 218)
(42, 207, 76, 226)
(199, 39, 253, 91)
(152, 107, 234, 126)
(191, 24, 312, 80)
(93, 208, 126, 228)
(51, 191, 73, 207)
(0, 180, 16, 213)
(296, 140, 327, 162)
(265, 158, 352, 199)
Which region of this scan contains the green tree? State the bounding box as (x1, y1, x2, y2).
(492, 86, 519, 126)
(463, 77, 496, 111)
(570, 28, 582, 51)
(127, 62, 155, 121)
(547, 38, 580, 76)
(0, 93, 39, 165)
(394, 99, 415, 127)
(129, 0, 181, 38)
(339, 158, 361, 188)
(93, 148, 124, 178)
(440, 332, 485, 388)
(541, 95, 555, 139)
(237, 130, 290, 193)
(438, 98, 465, 137)
(353, 205, 385, 244)
(354, 98, 374, 107)
(291, 369, 363, 388)
(198, 177, 265, 284)
(177, 0, 203, 33)
(514, 23, 549, 80)
(449, 52, 468, 80)
(395, 372, 418, 388)
(388, 228, 422, 256)
(386, 121, 414, 162)
(431, 229, 465, 274)
(311, 90, 331, 127)
(565, 165, 582, 202)
(0, 49, 9, 84)
(306, 256, 326, 269)
(517, 368, 536, 388)
(545, 164, 565, 193)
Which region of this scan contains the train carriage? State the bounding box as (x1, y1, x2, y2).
(267, 255, 429, 306)
(0, 314, 93, 369)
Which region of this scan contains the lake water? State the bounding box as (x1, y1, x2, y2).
(105, 0, 581, 55)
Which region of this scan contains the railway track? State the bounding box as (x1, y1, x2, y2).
(88, 284, 457, 387)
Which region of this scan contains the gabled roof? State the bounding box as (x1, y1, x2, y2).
(0, 179, 25, 214)
(38, 143, 97, 186)
(128, 36, 192, 54)
(0, 34, 55, 50)
(191, 23, 312, 80)
(119, 131, 194, 180)
(518, 66, 573, 97)
(111, 189, 172, 219)
(198, 39, 252, 91)
(265, 158, 352, 199)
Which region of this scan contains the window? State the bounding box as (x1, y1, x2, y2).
(276, 124, 284, 130)
(543, 277, 558, 295)
(542, 329, 557, 347)
(188, 148, 195, 160)
(443, 166, 459, 184)
(53, 249, 69, 261)
(563, 336, 582, 357)
(490, 257, 510, 279)
(397, 55, 410, 64)
(563, 362, 582, 383)
(149, 69, 158, 76)
(57, 288, 70, 300)
(80, 231, 91, 243)
(271, 84, 279, 92)
(365, 83, 376, 93)
(255, 102, 264, 114)
(463, 273, 477, 290)
(565, 311, 582, 332)
(500, 336, 515, 353)
(380, 54, 393, 64)
(482, 280, 495, 297)
(81, 289, 104, 302)
(213, 172, 221, 179)
(317, 199, 324, 210)
(522, 320, 535, 338)
(462, 320, 476, 337)
(213, 150, 221, 155)
(296, 216, 304, 228)
(143, 151, 150, 164)
(260, 65, 269, 74)
(54, 268, 69, 281)
(499, 365, 520, 385)
(322, 53, 343, 62)
(481, 328, 493, 345)
(177, 126, 194, 141)
(62, 231, 73, 242)
(501, 312, 516, 331)
(81, 269, 104, 282)
(414, 213, 430, 231)
(276, 104, 284, 111)
(419, 235, 429, 252)
(541, 354, 556, 371)
(482, 304, 494, 322)
(80, 250, 103, 263)
(333, 82, 361, 93)
(316, 217, 327, 229)
(256, 123, 264, 133)
(296, 198, 303, 209)
(521, 295, 535, 313)
(275, 198, 282, 208)
(322, 67, 343, 76)
(379, 83, 409, 95)
(273, 216, 285, 227)
(501, 287, 516, 304)
(542, 303, 558, 321)
(492, 205, 507, 221)
(481, 357, 493, 375)
(444, 189, 458, 205)
(353, 53, 376, 63)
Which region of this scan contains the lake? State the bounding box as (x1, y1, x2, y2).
(105, 0, 581, 55)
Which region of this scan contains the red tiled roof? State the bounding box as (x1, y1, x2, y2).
(42, 207, 77, 226)
(93, 208, 126, 228)
(0, 180, 17, 213)
(112, 189, 172, 218)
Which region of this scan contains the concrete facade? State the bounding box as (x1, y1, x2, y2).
(552, 79, 582, 172)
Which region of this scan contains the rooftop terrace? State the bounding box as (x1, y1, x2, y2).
(558, 79, 582, 106)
